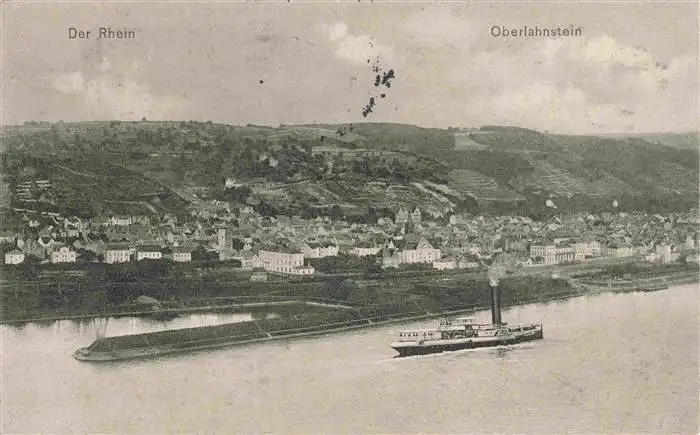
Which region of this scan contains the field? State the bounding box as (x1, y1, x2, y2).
(454, 133, 489, 150)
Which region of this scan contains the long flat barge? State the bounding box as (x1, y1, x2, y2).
(74, 320, 364, 361)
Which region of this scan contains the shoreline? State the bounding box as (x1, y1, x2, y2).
(71, 281, 697, 362)
(3, 271, 696, 327)
(0, 298, 354, 326)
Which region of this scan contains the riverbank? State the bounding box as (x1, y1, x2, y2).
(72, 266, 699, 361)
(0, 256, 651, 323)
(4, 263, 697, 328)
(0, 297, 355, 326)
(571, 269, 698, 293)
(74, 289, 581, 362)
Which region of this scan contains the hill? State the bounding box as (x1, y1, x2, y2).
(1, 121, 697, 218)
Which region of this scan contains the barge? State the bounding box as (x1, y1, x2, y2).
(73, 315, 372, 362)
(391, 284, 543, 357)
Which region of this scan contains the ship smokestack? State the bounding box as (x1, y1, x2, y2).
(487, 255, 508, 325)
(489, 278, 502, 325)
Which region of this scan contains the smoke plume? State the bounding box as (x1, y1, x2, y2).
(487, 253, 512, 287)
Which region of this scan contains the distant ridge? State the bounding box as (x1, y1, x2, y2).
(1, 120, 697, 217)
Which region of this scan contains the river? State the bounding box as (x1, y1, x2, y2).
(1, 284, 698, 434)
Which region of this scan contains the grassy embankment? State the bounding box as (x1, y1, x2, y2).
(2, 262, 696, 326)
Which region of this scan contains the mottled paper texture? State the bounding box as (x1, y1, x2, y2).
(1, 2, 698, 434)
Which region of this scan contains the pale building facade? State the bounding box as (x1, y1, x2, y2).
(4, 250, 25, 265)
(105, 247, 131, 264)
(51, 246, 77, 263)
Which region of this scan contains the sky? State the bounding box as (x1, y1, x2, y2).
(2, 2, 698, 134)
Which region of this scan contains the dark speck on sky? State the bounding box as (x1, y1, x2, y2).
(362, 54, 396, 117)
(259, 80, 264, 84)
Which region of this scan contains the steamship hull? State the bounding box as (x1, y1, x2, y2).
(391, 326, 543, 357)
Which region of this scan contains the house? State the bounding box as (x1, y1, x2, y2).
(411, 207, 422, 224)
(603, 245, 634, 258)
(234, 250, 258, 269)
(456, 255, 480, 269)
(172, 247, 192, 263)
(395, 208, 409, 225)
(292, 265, 315, 275)
(136, 246, 162, 261)
(555, 245, 575, 263)
(66, 226, 81, 238)
(258, 249, 313, 275)
(302, 241, 339, 259)
(399, 237, 441, 265)
(105, 244, 131, 264)
(530, 244, 556, 264)
(109, 215, 132, 226)
(250, 269, 268, 282)
(381, 251, 402, 268)
(51, 246, 77, 264)
(4, 250, 25, 265)
(0, 232, 17, 244)
(684, 235, 695, 251)
(655, 244, 672, 264)
(433, 257, 456, 270)
(382, 237, 441, 268)
(349, 246, 382, 257)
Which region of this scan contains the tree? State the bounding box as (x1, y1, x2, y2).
(231, 238, 244, 251)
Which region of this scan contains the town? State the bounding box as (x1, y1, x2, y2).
(2, 198, 699, 280)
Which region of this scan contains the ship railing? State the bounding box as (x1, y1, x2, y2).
(504, 322, 542, 330)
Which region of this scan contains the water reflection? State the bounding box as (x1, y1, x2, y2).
(2, 311, 277, 345)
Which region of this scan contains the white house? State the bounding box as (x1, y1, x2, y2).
(302, 241, 339, 259)
(291, 265, 315, 275)
(396, 237, 442, 265)
(109, 216, 132, 226)
(4, 250, 25, 265)
(395, 208, 409, 225)
(0, 232, 17, 244)
(105, 245, 131, 264)
(250, 269, 268, 281)
(349, 246, 382, 257)
(456, 256, 480, 269)
(51, 246, 77, 264)
(411, 207, 422, 224)
(530, 244, 556, 264)
(655, 244, 672, 264)
(172, 247, 192, 262)
(603, 245, 634, 258)
(258, 249, 313, 275)
(433, 257, 456, 270)
(136, 246, 162, 261)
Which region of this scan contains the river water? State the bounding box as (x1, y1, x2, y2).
(1, 284, 698, 434)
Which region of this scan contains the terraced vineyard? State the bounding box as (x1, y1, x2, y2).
(511, 160, 632, 197)
(446, 169, 524, 201)
(647, 162, 699, 194)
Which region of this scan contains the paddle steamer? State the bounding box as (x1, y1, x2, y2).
(391, 285, 543, 357)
